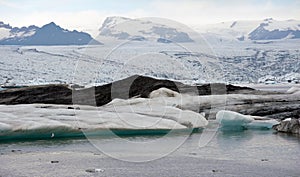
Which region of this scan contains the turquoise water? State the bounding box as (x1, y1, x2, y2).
(1, 125, 299, 161)
(0, 122, 299, 176)
(1, 122, 299, 152)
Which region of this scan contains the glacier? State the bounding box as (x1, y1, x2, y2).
(0, 38, 299, 87)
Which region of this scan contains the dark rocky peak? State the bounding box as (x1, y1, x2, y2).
(0, 21, 12, 29)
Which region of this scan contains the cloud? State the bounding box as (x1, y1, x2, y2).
(0, 0, 22, 9)
(148, 0, 300, 25)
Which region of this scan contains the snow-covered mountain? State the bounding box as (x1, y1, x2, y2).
(0, 22, 38, 41)
(98, 16, 194, 43)
(195, 18, 300, 41)
(0, 21, 101, 45)
(98, 17, 300, 43)
(249, 18, 300, 40)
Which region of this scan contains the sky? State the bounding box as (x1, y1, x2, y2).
(1, 0, 299, 37)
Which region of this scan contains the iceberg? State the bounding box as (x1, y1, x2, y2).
(216, 110, 254, 127)
(0, 88, 208, 140)
(216, 110, 279, 130)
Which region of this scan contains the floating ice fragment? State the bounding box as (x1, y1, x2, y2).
(216, 110, 254, 127)
(216, 110, 279, 130)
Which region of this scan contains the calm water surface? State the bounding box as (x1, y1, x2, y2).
(1, 121, 299, 176)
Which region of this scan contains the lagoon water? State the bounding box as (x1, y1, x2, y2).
(1, 121, 299, 176)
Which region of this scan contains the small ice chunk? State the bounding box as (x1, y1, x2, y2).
(216, 110, 279, 130)
(216, 110, 254, 127)
(95, 169, 104, 172)
(283, 118, 292, 122)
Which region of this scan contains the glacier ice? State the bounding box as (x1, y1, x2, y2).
(216, 110, 279, 130)
(0, 39, 299, 86)
(246, 119, 280, 129)
(216, 110, 254, 127)
(0, 85, 294, 140)
(0, 88, 209, 140)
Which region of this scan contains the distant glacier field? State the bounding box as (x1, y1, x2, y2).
(0, 39, 299, 87)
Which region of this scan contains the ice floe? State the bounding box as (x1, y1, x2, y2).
(216, 110, 279, 130)
(0, 89, 209, 139)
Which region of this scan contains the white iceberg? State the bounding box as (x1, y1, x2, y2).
(0, 86, 290, 140)
(0, 88, 208, 140)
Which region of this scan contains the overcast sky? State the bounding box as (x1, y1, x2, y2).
(1, 0, 299, 37)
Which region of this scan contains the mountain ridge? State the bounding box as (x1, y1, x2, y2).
(98, 16, 194, 43)
(195, 18, 300, 41)
(0, 21, 102, 45)
(1, 17, 300, 45)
